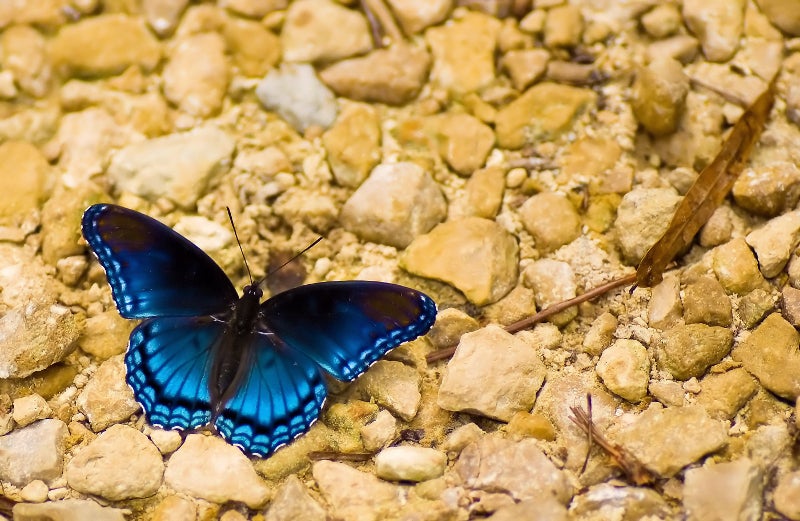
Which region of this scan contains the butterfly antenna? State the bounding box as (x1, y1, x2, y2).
(227, 207, 253, 285)
(266, 236, 324, 279)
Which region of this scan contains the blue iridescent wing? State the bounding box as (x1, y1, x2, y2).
(214, 333, 327, 456)
(126, 316, 223, 429)
(261, 281, 437, 382)
(81, 204, 238, 319)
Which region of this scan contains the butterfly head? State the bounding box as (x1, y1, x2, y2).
(242, 284, 263, 300)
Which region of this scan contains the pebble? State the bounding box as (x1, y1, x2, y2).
(172, 215, 233, 253)
(76, 355, 141, 432)
(683, 458, 762, 520)
(646, 34, 700, 63)
(360, 409, 396, 452)
(0, 419, 67, 486)
(544, 5, 583, 48)
(683, 0, 745, 61)
(386, 0, 451, 34)
(148, 428, 183, 455)
(649, 380, 685, 407)
(322, 102, 381, 188)
(582, 312, 618, 355)
(273, 188, 339, 233)
(774, 471, 800, 520)
(375, 446, 447, 482)
(614, 187, 683, 265)
(50, 14, 161, 76)
(356, 361, 421, 422)
(77, 311, 133, 360)
(732, 163, 800, 217)
(426, 308, 480, 349)
(256, 63, 338, 133)
(647, 273, 683, 330)
(711, 238, 767, 294)
(631, 58, 689, 136)
(443, 423, 484, 453)
(519, 191, 581, 253)
(12, 499, 126, 521)
(313, 460, 400, 521)
(165, 434, 271, 508)
(453, 434, 572, 504)
(339, 161, 446, 249)
(570, 483, 672, 520)
(281, 0, 371, 63)
(150, 495, 197, 521)
(401, 217, 518, 306)
(433, 113, 495, 176)
(162, 32, 228, 117)
(656, 324, 733, 380)
(682, 275, 732, 326)
(465, 166, 505, 218)
(523, 259, 578, 326)
(438, 325, 546, 422)
(0, 25, 51, 98)
(641, 4, 682, 38)
(319, 44, 431, 106)
(506, 411, 556, 441)
(501, 49, 549, 91)
(738, 288, 774, 329)
(495, 82, 596, 149)
(224, 17, 281, 78)
(142, 0, 188, 36)
(596, 339, 650, 403)
(12, 393, 51, 427)
(66, 424, 164, 500)
(107, 126, 235, 209)
(0, 141, 49, 220)
(265, 475, 327, 521)
(745, 210, 800, 278)
(782, 286, 800, 326)
(20, 479, 49, 503)
(487, 497, 567, 521)
(696, 368, 758, 420)
(425, 11, 500, 94)
(560, 136, 625, 191)
(758, 0, 800, 35)
(611, 405, 728, 477)
(732, 313, 800, 400)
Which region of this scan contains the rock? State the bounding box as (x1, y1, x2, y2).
(143, 0, 189, 36)
(322, 103, 381, 188)
(782, 286, 800, 326)
(433, 113, 495, 176)
(0, 419, 67, 486)
(339, 161, 446, 249)
(495, 82, 596, 149)
(319, 44, 430, 106)
(647, 35, 701, 63)
(732, 313, 800, 400)
(683, 0, 745, 61)
(385, 0, 451, 34)
(427, 308, 480, 349)
(162, 32, 228, 117)
(682, 276, 732, 327)
(454, 434, 572, 503)
(683, 458, 762, 521)
(732, 163, 800, 217)
(614, 188, 682, 265)
(265, 475, 327, 521)
(745, 210, 800, 278)
(0, 141, 49, 221)
(425, 11, 500, 94)
(313, 460, 400, 521)
(696, 368, 758, 420)
(582, 312, 618, 356)
(700, 206, 734, 247)
(165, 434, 271, 508)
(281, 0, 371, 63)
(375, 446, 447, 482)
(438, 325, 546, 422)
(50, 14, 161, 76)
(738, 288, 774, 328)
(221, 0, 286, 18)
(148, 428, 183, 455)
(611, 405, 728, 477)
(443, 423, 484, 453)
(570, 483, 672, 520)
(107, 126, 235, 209)
(401, 217, 518, 306)
(596, 339, 650, 403)
(487, 497, 567, 521)
(501, 49, 549, 91)
(656, 324, 733, 380)
(519, 192, 581, 253)
(76, 356, 141, 432)
(360, 410, 396, 452)
(641, 4, 682, 38)
(356, 361, 421, 422)
(66, 424, 164, 500)
(756, 0, 800, 35)
(506, 411, 556, 441)
(12, 393, 51, 427)
(256, 64, 338, 133)
(774, 471, 800, 520)
(273, 188, 339, 233)
(648, 273, 683, 330)
(77, 311, 133, 360)
(20, 479, 49, 503)
(559, 137, 624, 191)
(465, 166, 505, 218)
(150, 495, 197, 521)
(711, 238, 767, 294)
(523, 259, 578, 326)
(224, 17, 281, 77)
(649, 380, 685, 407)
(544, 5, 583, 47)
(631, 58, 689, 136)
(13, 499, 126, 521)
(0, 25, 51, 98)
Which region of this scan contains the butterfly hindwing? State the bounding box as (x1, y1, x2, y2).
(82, 204, 238, 319)
(261, 281, 437, 381)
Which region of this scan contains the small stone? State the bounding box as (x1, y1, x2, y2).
(151, 495, 197, 521)
(465, 166, 505, 219)
(683, 458, 762, 520)
(12, 394, 51, 427)
(165, 434, 271, 508)
(711, 238, 767, 294)
(631, 58, 689, 136)
(682, 276, 732, 327)
(656, 324, 733, 380)
(433, 113, 495, 176)
(375, 446, 447, 482)
(733, 163, 800, 217)
(0, 25, 51, 98)
(221, 0, 286, 18)
(385, 0, 451, 34)
(648, 274, 683, 330)
(401, 217, 518, 306)
(0, 419, 67, 486)
(0, 141, 49, 221)
(649, 380, 685, 407)
(13, 499, 126, 521)
(519, 192, 581, 253)
(360, 410, 397, 452)
(443, 423, 484, 453)
(756, 0, 800, 35)
(582, 312, 618, 356)
(683, 0, 745, 62)
(224, 17, 281, 77)
(614, 188, 682, 265)
(256, 63, 338, 133)
(646, 35, 701, 64)
(774, 471, 800, 520)
(523, 259, 578, 326)
(641, 4, 682, 38)
(162, 32, 228, 117)
(322, 102, 381, 188)
(76, 356, 141, 432)
(20, 479, 49, 503)
(356, 361, 421, 422)
(696, 368, 758, 420)
(438, 325, 546, 422)
(570, 483, 672, 520)
(745, 210, 800, 278)
(782, 286, 800, 326)
(281, 0, 371, 63)
(107, 126, 235, 209)
(265, 475, 327, 521)
(148, 428, 183, 454)
(560, 137, 624, 191)
(66, 424, 164, 500)
(339, 162, 446, 249)
(313, 460, 401, 521)
(544, 5, 583, 48)
(426, 308, 480, 349)
(596, 339, 650, 403)
(501, 49, 549, 91)
(700, 206, 733, 247)
(487, 497, 567, 521)
(506, 411, 556, 441)
(77, 311, 133, 360)
(611, 405, 728, 477)
(738, 288, 775, 329)
(143, 0, 189, 36)
(273, 188, 339, 234)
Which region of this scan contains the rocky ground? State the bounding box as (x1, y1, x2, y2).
(1, 0, 800, 520)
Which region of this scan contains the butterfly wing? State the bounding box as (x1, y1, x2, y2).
(82, 204, 238, 318)
(126, 316, 223, 429)
(261, 281, 437, 382)
(214, 333, 327, 457)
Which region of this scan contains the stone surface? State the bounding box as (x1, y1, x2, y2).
(519, 192, 581, 253)
(375, 446, 447, 482)
(696, 368, 758, 420)
(66, 424, 164, 500)
(438, 325, 546, 422)
(0, 419, 67, 486)
(596, 339, 650, 403)
(150, 495, 197, 521)
(281, 0, 371, 63)
(733, 163, 800, 217)
(614, 188, 682, 264)
(76, 355, 141, 432)
(356, 361, 421, 422)
(656, 324, 733, 380)
(682, 276, 732, 326)
(322, 102, 381, 188)
(165, 434, 271, 508)
(782, 285, 800, 326)
(544, 5, 583, 47)
(631, 58, 689, 136)
(339, 162, 446, 249)
(523, 259, 578, 326)
(143, 0, 189, 36)
(683, 458, 762, 521)
(501, 49, 549, 90)
(13, 499, 126, 521)
(427, 308, 480, 349)
(711, 238, 767, 294)
(745, 210, 800, 278)
(162, 32, 228, 117)
(313, 460, 400, 521)
(487, 497, 567, 521)
(265, 475, 327, 521)
(257, 63, 338, 133)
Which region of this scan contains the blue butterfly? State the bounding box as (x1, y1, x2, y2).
(81, 204, 437, 457)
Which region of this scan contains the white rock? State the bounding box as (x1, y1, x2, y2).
(265, 475, 327, 521)
(523, 259, 578, 326)
(12, 394, 52, 427)
(281, 0, 372, 63)
(360, 410, 397, 452)
(774, 470, 800, 520)
(614, 188, 682, 264)
(375, 446, 447, 482)
(165, 434, 270, 509)
(0, 419, 67, 486)
(148, 427, 183, 454)
(313, 460, 401, 520)
(648, 273, 683, 329)
(443, 423, 484, 453)
(684, 458, 762, 521)
(172, 216, 233, 253)
(19, 479, 49, 503)
(256, 63, 337, 132)
(745, 210, 800, 278)
(356, 361, 421, 422)
(76, 355, 140, 432)
(596, 339, 650, 403)
(12, 499, 126, 521)
(66, 424, 164, 500)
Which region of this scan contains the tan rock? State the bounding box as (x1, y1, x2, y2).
(745, 210, 800, 278)
(281, 0, 371, 63)
(657, 324, 733, 380)
(519, 191, 580, 253)
(465, 166, 505, 218)
(523, 259, 578, 326)
(782, 286, 800, 327)
(711, 238, 767, 294)
(221, 0, 287, 18)
(224, 17, 281, 77)
(682, 276, 732, 327)
(641, 4, 682, 39)
(756, 0, 800, 35)
(733, 163, 800, 217)
(385, 0, 451, 34)
(596, 339, 650, 403)
(683, 0, 746, 61)
(684, 458, 762, 520)
(632, 58, 689, 136)
(162, 32, 229, 117)
(648, 274, 683, 330)
(696, 368, 758, 420)
(544, 5, 583, 48)
(0, 141, 50, 221)
(501, 49, 549, 90)
(433, 112, 495, 176)
(323, 103, 381, 188)
(582, 312, 618, 355)
(1, 25, 51, 97)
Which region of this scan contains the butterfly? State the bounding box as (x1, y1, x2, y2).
(81, 204, 437, 457)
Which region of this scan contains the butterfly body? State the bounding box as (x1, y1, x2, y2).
(81, 204, 436, 456)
